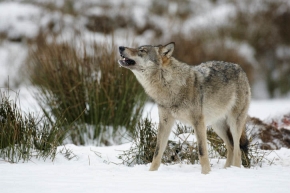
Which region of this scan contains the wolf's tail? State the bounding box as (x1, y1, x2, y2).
(226, 126, 250, 167)
(226, 126, 249, 153)
(240, 129, 249, 154)
(240, 129, 250, 167)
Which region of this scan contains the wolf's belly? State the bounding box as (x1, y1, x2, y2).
(170, 95, 236, 127)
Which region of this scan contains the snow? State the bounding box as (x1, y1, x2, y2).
(182, 4, 236, 34)
(10, 86, 42, 115)
(0, 41, 28, 88)
(0, 2, 42, 39)
(249, 99, 290, 120)
(1, 144, 290, 193)
(1, 100, 290, 193)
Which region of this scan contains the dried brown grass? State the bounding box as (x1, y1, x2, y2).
(26, 35, 147, 145)
(121, 119, 251, 167)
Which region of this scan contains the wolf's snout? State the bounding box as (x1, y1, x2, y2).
(119, 46, 125, 53)
(117, 46, 136, 67)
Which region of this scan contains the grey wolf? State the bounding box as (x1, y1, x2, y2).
(118, 42, 251, 174)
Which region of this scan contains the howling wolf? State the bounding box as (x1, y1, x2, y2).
(118, 42, 251, 174)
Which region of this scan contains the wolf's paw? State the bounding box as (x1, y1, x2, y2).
(201, 165, 211, 174)
(149, 165, 159, 171)
(149, 162, 160, 171)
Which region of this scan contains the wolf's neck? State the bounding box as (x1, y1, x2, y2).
(134, 58, 192, 106)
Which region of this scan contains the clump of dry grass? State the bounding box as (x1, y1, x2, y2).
(120, 118, 269, 168)
(27, 36, 147, 145)
(248, 116, 290, 150)
(0, 90, 66, 163)
(120, 118, 157, 165)
(85, 15, 134, 34)
(149, 0, 192, 20)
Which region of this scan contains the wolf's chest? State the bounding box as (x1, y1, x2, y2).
(156, 101, 192, 124)
(170, 107, 193, 125)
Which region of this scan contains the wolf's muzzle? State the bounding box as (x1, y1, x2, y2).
(118, 46, 136, 67)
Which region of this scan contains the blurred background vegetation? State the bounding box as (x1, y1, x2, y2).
(0, 0, 289, 162)
(1, 0, 289, 98)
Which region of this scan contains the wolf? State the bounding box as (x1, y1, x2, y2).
(118, 42, 251, 174)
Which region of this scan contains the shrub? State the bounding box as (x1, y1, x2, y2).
(119, 118, 206, 166)
(27, 38, 147, 145)
(85, 15, 135, 34)
(120, 118, 264, 168)
(0, 90, 66, 162)
(149, 0, 192, 20)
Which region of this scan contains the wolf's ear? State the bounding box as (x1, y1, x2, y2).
(161, 42, 175, 58)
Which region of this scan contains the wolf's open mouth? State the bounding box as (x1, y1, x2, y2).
(119, 55, 136, 65)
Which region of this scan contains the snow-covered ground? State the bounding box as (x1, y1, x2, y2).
(249, 99, 290, 120)
(1, 144, 290, 193)
(1, 101, 290, 193)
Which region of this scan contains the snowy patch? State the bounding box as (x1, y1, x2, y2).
(249, 99, 290, 120)
(1, 144, 290, 193)
(0, 42, 28, 87)
(0, 2, 42, 39)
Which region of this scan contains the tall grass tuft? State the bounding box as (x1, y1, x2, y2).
(0, 90, 66, 162)
(27, 38, 147, 145)
(120, 119, 204, 166)
(121, 119, 257, 168)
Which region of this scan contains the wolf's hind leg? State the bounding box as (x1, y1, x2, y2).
(227, 114, 247, 167)
(149, 107, 174, 171)
(212, 120, 234, 168)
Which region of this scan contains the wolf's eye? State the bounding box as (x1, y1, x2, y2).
(139, 49, 147, 53)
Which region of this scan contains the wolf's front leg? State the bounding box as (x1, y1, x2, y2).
(149, 106, 175, 171)
(193, 115, 211, 174)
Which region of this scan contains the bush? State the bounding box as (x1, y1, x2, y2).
(120, 118, 211, 166)
(0, 90, 66, 162)
(27, 38, 147, 145)
(120, 118, 261, 168)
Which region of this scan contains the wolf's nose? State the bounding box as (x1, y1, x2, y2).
(119, 46, 125, 52)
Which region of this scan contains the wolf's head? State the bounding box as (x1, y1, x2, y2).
(118, 42, 175, 72)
